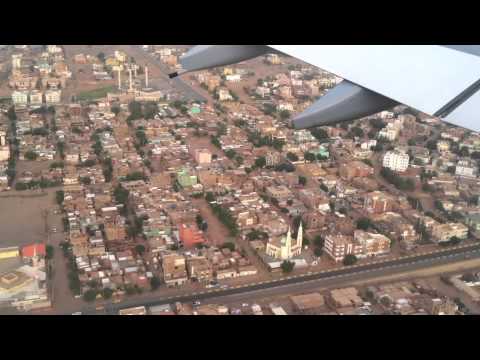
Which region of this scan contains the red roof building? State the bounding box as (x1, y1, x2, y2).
(178, 224, 206, 249)
(21, 243, 46, 258)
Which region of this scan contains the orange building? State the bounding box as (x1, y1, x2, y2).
(179, 224, 206, 249)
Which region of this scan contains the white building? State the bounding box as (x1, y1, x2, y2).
(29, 90, 43, 106)
(47, 45, 63, 54)
(11, 90, 28, 106)
(455, 159, 477, 178)
(437, 140, 450, 153)
(277, 102, 294, 112)
(266, 224, 303, 261)
(383, 150, 410, 172)
(217, 88, 233, 102)
(378, 123, 399, 141)
(255, 86, 270, 98)
(226, 74, 241, 82)
(45, 89, 61, 104)
(11, 54, 22, 69)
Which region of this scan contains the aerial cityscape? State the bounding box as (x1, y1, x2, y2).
(1, 44, 480, 316)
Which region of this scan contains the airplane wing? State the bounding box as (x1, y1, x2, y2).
(173, 45, 480, 132)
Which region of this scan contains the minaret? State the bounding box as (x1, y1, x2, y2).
(128, 68, 133, 91)
(117, 68, 122, 90)
(297, 222, 303, 248)
(145, 66, 149, 88)
(284, 227, 292, 260)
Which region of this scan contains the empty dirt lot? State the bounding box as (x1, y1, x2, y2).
(0, 188, 57, 248)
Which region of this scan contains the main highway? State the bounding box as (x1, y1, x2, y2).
(77, 243, 480, 315)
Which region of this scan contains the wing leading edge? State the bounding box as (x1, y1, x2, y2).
(177, 45, 480, 132)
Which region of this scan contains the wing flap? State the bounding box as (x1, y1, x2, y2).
(270, 45, 480, 125)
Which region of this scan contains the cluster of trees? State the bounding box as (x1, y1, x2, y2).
(439, 236, 463, 247)
(56, 190, 64, 205)
(196, 214, 208, 231)
(78, 159, 96, 168)
(246, 130, 285, 150)
(23, 127, 50, 137)
(126, 101, 143, 125)
(347, 126, 364, 138)
(135, 127, 148, 147)
(343, 254, 358, 266)
(114, 184, 130, 216)
(210, 135, 221, 149)
(246, 229, 268, 241)
(274, 162, 296, 173)
(221, 242, 236, 252)
(50, 161, 64, 169)
(312, 235, 324, 257)
(24, 150, 38, 161)
(310, 128, 329, 142)
(59, 242, 81, 296)
(380, 168, 415, 191)
(102, 157, 113, 182)
(127, 216, 148, 239)
(280, 260, 295, 273)
(356, 217, 372, 231)
(205, 192, 238, 236)
(15, 177, 62, 191)
(123, 171, 146, 182)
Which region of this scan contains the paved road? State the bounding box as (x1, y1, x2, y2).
(73, 243, 480, 315)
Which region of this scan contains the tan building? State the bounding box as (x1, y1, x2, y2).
(186, 256, 213, 283)
(431, 222, 468, 243)
(324, 234, 362, 263)
(364, 191, 395, 214)
(194, 148, 212, 165)
(290, 292, 326, 314)
(162, 253, 188, 287)
(339, 161, 374, 180)
(327, 287, 364, 309)
(353, 230, 391, 258)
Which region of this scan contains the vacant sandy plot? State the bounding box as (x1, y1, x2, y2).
(0, 188, 57, 248)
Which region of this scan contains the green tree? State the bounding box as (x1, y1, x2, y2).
(24, 151, 38, 161)
(357, 217, 371, 231)
(279, 110, 291, 120)
(56, 190, 64, 205)
(221, 242, 235, 252)
(45, 245, 54, 260)
(255, 156, 267, 168)
(97, 52, 106, 62)
(304, 152, 316, 162)
(15, 182, 28, 191)
(313, 236, 324, 248)
(281, 260, 295, 273)
(102, 288, 114, 300)
(298, 176, 307, 186)
(314, 247, 323, 257)
(83, 289, 98, 302)
(343, 254, 358, 266)
(150, 276, 161, 291)
(135, 244, 146, 256)
(287, 152, 299, 162)
(80, 176, 91, 185)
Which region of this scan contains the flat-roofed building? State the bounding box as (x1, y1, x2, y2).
(290, 292, 325, 314)
(161, 253, 188, 287)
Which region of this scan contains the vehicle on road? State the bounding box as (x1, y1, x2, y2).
(193, 301, 201, 306)
(51, 227, 57, 233)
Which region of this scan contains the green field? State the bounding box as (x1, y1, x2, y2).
(76, 85, 117, 101)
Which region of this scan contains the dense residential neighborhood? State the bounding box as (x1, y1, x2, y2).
(0, 45, 480, 315)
